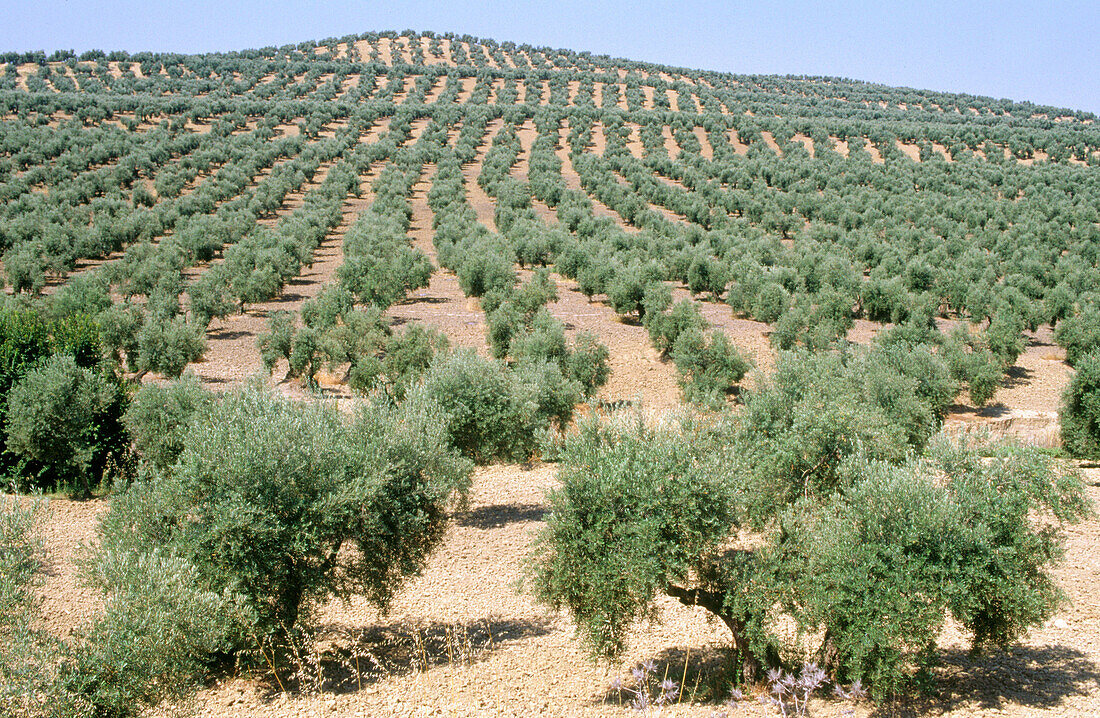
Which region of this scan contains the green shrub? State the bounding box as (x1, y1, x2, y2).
(771, 291, 854, 351)
(300, 285, 355, 330)
(671, 328, 751, 408)
(123, 374, 212, 473)
(750, 281, 789, 324)
(509, 310, 570, 367)
(789, 444, 1089, 693)
(686, 256, 729, 299)
(1061, 351, 1100, 458)
(515, 358, 584, 431)
(735, 347, 947, 523)
(135, 315, 205, 379)
(3, 243, 47, 295)
(861, 275, 909, 324)
(528, 414, 736, 660)
(59, 547, 249, 718)
(646, 298, 705, 355)
(565, 332, 611, 398)
(0, 499, 60, 716)
(52, 272, 112, 320)
(257, 310, 296, 376)
(96, 304, 142, 372)
(606, 264, 662, 320)
(486, 271, 560, 358)
(288, 325, 324, 384)
(456, 241, 516, 298)
(530, 408, 1089, 696)
(487, 301, 524, 359)
(380, 324, 450, 398)
(987, 311, 1027, 368)
(5, 354, 128, 494)
(422, 349, 538, 462)
(1054, 307, 1100, 366)
(186, 269, 235, 329)
(943, 329, 1003, 407)
(100, 382, 471, 639)
(337, 237, 431, 309)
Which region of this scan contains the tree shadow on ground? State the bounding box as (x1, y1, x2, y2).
(205, 328, 252, 341)
(597, 643, 739, 710)
(457, 501, 546, 529)
(947, 401, 1011, 420)
(396, 295, 451, 305)
(594, 643, 1100, 717)
(1001, 364, 1033, 389)
(870, 644, 1100, 717)
(253, 616, 554, 697)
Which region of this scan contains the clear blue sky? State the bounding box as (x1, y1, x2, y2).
(4, 0, 1097, 114)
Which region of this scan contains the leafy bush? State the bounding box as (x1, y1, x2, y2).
(422, 349, 538, 462)
(51, 272, 112, 319)
(514, 358, 584, 432)
(123, 373, 212, 473)
(379, 324, 450, 399)
(337, 215, 432, 309)
(1061, 351, 1100, 459)
(565, 332, 611, 398)
(187, 268, 235, 328)
(530, 410, 1089, 696)
(788, 445, 1089, 693)
(751, 281, 790, 324)
(455, 239, 516, 298)
(606, 263, 662, 320)
(257, 310, 296, 376)
(96, 304, 142, 372)
(509, 310, 570, 367)
(734, 345, 953, 521)
(101, 382, 471, 639)
(942, 326, 1002, 407)
(134, 315, 205, 379)
(3, 243, 47, 295)
(771, 291, 854, 351)
(0, 499, 59, 717)
(5, 354, 128, 494)
(986, 311, 1026, 368)
(1054, 307, 1100, 366)
(59, 548, 249, 718)
(645, 298, 705, 355)
(3, 380, 473, 716)
(670, 328, 751, 408)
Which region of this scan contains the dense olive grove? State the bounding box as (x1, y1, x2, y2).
(2, 28, 1100, 715)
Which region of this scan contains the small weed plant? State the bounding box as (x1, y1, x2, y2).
(611, 660, 679, 715)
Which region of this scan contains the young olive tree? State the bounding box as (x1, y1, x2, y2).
(1061, 351, 1100, 459)
(98, 382, 471, 641)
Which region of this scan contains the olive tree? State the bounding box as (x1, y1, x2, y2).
(98, 382, 471, 639)
(5, 354, 128, 495)
(529, 347, 1089, 696)
(1061, 351, 1100, 459)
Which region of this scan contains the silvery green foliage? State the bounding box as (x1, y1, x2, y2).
(531, 346, 1090, 696)
(0, 499, 58, 717)
(104, 381, 472, 637)
(1061, 350, 1100, 458)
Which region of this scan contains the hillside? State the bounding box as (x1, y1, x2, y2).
(2, 30, 1100, 718)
